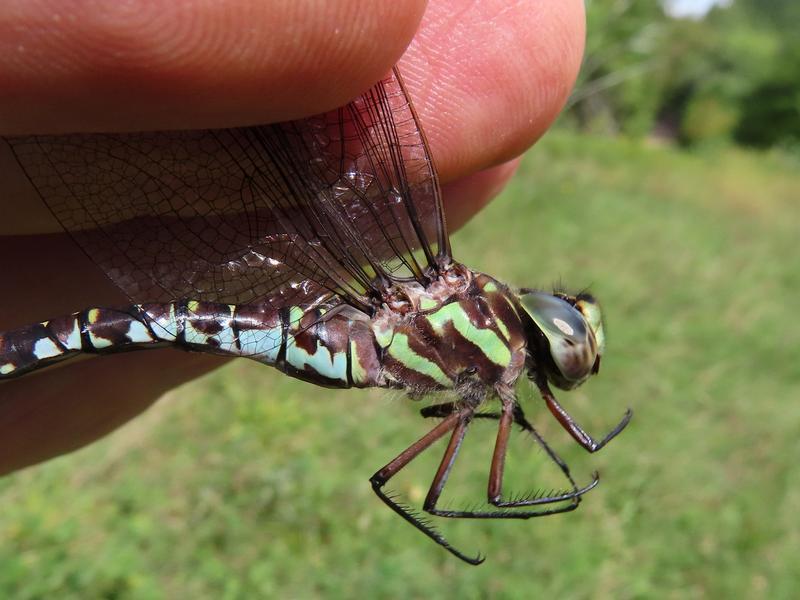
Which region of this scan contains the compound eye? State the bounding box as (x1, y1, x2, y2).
(520, 292, 598, 386)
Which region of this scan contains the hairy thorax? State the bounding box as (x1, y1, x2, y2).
(372, 264, 528, 394)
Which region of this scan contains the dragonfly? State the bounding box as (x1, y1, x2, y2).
(1, 68, 631, 564)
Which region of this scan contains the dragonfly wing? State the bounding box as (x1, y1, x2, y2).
(319, 67, 451, 280)
(7, 69, 451, 314)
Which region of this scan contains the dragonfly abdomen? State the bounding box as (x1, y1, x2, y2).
(0, 306, 170, 379)
(0, 301, 383, 389)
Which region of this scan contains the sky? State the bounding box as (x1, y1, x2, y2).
(663, 0, 733, 18)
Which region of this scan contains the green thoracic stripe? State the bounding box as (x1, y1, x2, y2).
(490, 297, 511, 342)
(349, 339, 368, 384)
(389, 333, 451, 386)
(493, 316, 510, 342)
(427, 302, 511, 367)
(418, 296, 438, 310)
(373, 322, 394, 348)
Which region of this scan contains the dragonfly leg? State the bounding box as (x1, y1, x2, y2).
(509, 403, 585, 498)
(369, 407, 485, 565)
(423, 387, 597, 520)
(532, 374, 633, 453)
(422, 399, 598, 509)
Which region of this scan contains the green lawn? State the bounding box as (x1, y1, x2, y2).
(1, 132, 798, 599)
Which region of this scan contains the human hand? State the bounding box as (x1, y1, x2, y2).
(0, 0, 585, 473)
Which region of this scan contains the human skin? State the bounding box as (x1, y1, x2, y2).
(0, 0, 585, 474)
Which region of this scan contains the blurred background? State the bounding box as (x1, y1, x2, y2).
(1, 0, 798, 597)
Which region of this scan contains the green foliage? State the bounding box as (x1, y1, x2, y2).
(734, 45, 800, 148)
(2, 133, 798, 597)
(570, 0, 799, 149)
(570, 0, 672, 137)
(735, 0, 800, 34)
(681, 94, 739, 145)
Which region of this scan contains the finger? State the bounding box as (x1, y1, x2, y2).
(441, 158, 521, 232)
(0, 0, 427, 134)
(401, 0, 585, 186)
(1, 0, 583, 235)
(0, 0, 584, 174)
(0, 350, 226, 475)
(0, 232, 228, 474)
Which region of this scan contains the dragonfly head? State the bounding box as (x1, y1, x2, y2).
(517, 290, 605, 390)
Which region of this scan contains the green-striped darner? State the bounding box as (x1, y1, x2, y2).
(1, 68, 630, 564)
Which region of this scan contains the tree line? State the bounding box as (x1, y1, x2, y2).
(567, 0, 800, 150)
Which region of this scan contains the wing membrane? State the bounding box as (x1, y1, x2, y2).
(7, 69, 451, 314)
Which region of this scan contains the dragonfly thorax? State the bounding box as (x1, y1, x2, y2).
(376, 262, 472, 316)
(373, 269, 529, 395)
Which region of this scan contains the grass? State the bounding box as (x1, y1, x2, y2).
(1, 131, 798, 598)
